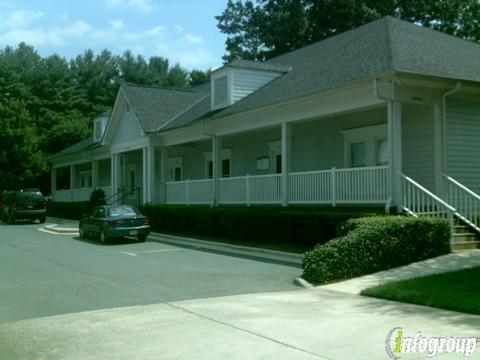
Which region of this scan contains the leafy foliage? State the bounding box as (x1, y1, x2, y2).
(217, 0, 480, 62)
(90, 188, 107, 208)
(0, 43, 210, 192)
(302, 216, 451, 284)
(138, 205, 379, 252)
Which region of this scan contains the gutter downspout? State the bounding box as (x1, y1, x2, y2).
(374, 78, 394, 214)
(441, 83, 462, 178)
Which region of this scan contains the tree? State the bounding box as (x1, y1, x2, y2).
(216, 0, 480, 62)
(189, 69, 211, 87)
(0, 100, 46, 190)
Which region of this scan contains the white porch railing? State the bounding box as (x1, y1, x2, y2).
(165, 179, 213, 205)
(53, 189, 72, 202)
(442, 174, 480, 233)
(288, 166, 389, 204)
(400, 173, 455, 229)
(164, 166, 388, 206)
(53, 186, 111, 202)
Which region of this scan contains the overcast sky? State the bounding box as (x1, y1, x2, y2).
(0, 0, 227, 70)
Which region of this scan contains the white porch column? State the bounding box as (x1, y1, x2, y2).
(281, 122, 292, 207)
(92, 160, 99, 189)
(212, 136, 222, 205)
(159, 147, 168, 203)
(388, 100, 402, 212)
(433, 103, 443, 196)
(111, 153, 119, 198)
(69, 165, 75, 202)
(142, 147, 148, 204)
(147, 146, 156, 203)
(51, 167, 57, 200)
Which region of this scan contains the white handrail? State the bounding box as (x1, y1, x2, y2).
(399, 173, 455, 240)
(442, 174, 480, 201)
(442, 173, 480, 233)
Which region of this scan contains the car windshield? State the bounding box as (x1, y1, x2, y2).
(108, 205, 138, 217)
(17, 192, 43, 204)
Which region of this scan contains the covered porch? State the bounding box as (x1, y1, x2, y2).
(51, 159, 111, 202)
(158, 105, 399, 207)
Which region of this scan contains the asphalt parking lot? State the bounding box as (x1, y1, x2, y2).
(0, 220, 301, 323)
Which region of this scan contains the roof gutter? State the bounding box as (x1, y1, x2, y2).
(441, 82, 462, 173)
(373, 78, 393, 102)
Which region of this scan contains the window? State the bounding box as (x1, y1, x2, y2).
(341, 124, 387, 168)
(376, 139, 389, 165)
(206, 159, 231, 178)
(275, 154, 282, 174)
(204, 150, 231, 178)
(222, 159, 231, 177)
(168, 157, 184, 182)
(207, 161, 213, 179)
(173, 167, 182, 181)
(213, 75, 228, 108)
(80, 172, 92, 188)
(350, 142, 366, 167)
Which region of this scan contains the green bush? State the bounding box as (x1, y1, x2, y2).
(47, 201, 90, 220)
(139, 205, 378, 252)
(90, 188, 106, 208)
(302, 216, 451, 284)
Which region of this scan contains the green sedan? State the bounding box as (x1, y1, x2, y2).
(79, 205, 150, 244)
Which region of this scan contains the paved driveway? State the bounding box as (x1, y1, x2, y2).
(0, 221, 301, 323)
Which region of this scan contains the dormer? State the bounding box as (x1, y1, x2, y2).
(210, 60, 292, 110)
(93, 111, 110, 143)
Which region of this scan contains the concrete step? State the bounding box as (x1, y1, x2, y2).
(453, 225, 471, 234)
(452, 232, 478, 242)
(453, 241, 480, 251)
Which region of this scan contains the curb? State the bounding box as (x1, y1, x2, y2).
(149, 232, 303, 266)
(40, 224, 78, 235)
(293, 277, 313, 288)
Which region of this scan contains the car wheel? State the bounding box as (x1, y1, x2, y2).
(39, 216, 46, 224)
(100, 229, 108, 244)
(138, 234, 147, 242)
(79, 225, 85, 239)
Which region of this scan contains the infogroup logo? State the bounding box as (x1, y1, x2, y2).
(385, 327, 478, 359)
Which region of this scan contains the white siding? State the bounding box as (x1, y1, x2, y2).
(232, 69, 280, 103)
(111, 110, 143, 145)
(402, 104, 436, 191)
(446, 99, 480, 193)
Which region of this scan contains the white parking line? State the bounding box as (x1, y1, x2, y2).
(121, 251, 138, 257)
(121, 249, 179, 257)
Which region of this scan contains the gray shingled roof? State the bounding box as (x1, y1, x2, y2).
(52, 137, 94, 158)
(53, 16, 480, 157)
(211, 16, 480, 120)
(121, 83, 209, 132)
(223, 60, 292, 73)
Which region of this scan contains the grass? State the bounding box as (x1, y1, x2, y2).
(361, 266, 480, 315)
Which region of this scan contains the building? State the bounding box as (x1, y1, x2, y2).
(50, 16, 480, 233)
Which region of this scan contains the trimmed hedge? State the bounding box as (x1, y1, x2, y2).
(302, 216, 451, 284)
(47, 201, 90, 220)
(139, 205, 379, 252)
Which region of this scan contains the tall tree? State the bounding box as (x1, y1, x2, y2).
(217, 0, 480, 62)
(0, 100, 46, 190)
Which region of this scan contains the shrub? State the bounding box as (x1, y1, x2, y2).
(90, 188, 106, 208)
(47, 201, 89, 220)
(302, 216, 451, 284)
(138, 205, 379, 252)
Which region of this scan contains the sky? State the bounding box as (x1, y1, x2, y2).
(0, 0, 227, 70)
